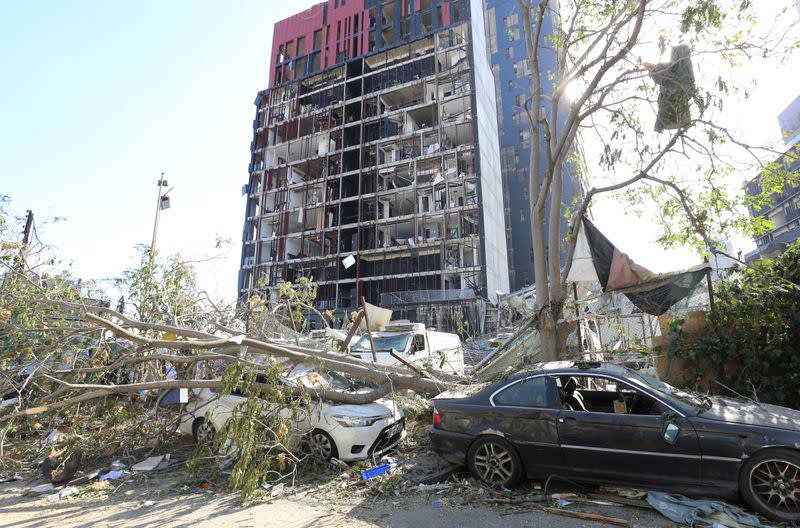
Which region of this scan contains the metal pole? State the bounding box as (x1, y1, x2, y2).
(21, 211, 33, 246)
(151, 173, 166, 257)
(144, 174, 166, 319)
(10, 210, 33, 275)
(361, 296, 377, 362)
(573, 283, 584, 356)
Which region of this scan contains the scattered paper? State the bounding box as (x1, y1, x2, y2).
(131, 455, 165, 472)
(30, 483, 54, 494)
(46, 486, 77, 502)
(99, 470, 128, 481)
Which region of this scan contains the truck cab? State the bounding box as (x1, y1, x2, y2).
(349, 321, 465, 374)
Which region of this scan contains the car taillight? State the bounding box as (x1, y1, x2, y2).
(432, 408, 442, 427)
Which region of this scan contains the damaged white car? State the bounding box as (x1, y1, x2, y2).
(178, 364, 405, 462)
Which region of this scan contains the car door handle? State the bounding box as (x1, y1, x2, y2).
(558, 417, 577, 424)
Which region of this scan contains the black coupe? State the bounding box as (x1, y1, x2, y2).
(429, 361, 800, 522)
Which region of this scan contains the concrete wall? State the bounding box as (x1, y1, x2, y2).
(470, 0, 510, 302)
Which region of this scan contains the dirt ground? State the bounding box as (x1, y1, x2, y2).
(0, 431, 678, 528)
(0, 476, 678, 528)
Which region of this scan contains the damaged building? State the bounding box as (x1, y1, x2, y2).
(238, 0, 509, 333)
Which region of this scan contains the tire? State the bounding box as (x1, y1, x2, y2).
(308, 429, 338, 462)
(467, 435, 523, 488)
(192, 418, 216, 445)
(739, 448, 800, 523)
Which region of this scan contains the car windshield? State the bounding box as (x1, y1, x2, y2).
(351, 334, 411, 353)
(628, 369, 711, 415)
(285, 364, 353, 391)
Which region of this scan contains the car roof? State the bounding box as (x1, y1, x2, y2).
(520, 361, 631, 378)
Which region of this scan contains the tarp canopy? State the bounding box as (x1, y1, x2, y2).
(566, 217, 709, 315)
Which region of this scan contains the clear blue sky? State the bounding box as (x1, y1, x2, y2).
(0, 0, 317, 302)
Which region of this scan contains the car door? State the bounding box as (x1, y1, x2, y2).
(486, 375, 563, 477)
(555, 375, 701, 487)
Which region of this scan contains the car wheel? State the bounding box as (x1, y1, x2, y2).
(192, 418, 216, 445)
(740, 448, 800, 522)
(308, 429, 338, 461)
(467, 435, 523, 488)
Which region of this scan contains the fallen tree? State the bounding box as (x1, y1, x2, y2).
(0, 212, 469, 498)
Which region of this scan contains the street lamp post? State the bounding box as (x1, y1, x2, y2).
(143, 174, 172, 319)
(151, 173, 171, 256)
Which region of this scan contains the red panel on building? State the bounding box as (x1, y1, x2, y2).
(268, 1, 372, 88)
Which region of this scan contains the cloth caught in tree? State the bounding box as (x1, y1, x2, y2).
(566, 217, 710, 315)
(650, 45, 696, 132)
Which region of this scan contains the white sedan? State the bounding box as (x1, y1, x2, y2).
(177, 364, 405, 462)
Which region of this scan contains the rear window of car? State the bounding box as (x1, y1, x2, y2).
(494, 377, 550, 408)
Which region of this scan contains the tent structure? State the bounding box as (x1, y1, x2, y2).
(566, 217, 709, 315)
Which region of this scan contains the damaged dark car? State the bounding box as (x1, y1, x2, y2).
(429, 361, 800, 522)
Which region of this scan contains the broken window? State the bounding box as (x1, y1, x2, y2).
(519, 128, 530, 148)
(503, 13, 519, 28)
(555, 376, 662, 415)
(513, 58, 530, 77)
(494, 376, 550, 408)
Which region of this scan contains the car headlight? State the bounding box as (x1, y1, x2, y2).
(332, 414, 391, 427)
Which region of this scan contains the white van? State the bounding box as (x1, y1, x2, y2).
(349, 321, 465, 374)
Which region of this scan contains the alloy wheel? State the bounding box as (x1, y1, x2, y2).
(473, 441, 514, 484)
(309, 431, 333, 461)
(195, 420, 215, 444)
(750, 458, 800, 514)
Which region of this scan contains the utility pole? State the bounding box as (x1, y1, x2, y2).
(13, 210, 34, 273)
(150, 174, 169, 257)
(143, 175, 170, 319)
(22, 210, 33, 246)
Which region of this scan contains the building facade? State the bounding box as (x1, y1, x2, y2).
(238, 0, 509, 332)
(483, 0, 579, 291)
(744, 142, 800, 263)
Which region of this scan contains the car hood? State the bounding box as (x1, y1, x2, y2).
(700, 396, 800, 432)
(325, 398, 403, 421)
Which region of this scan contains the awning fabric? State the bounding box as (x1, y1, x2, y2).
(567, 217, 709, 315)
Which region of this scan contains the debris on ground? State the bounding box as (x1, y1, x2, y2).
(131, 454, 169, 472)
(46, 485, 78, 502)
(411, 483, 452, 492)
(28, 483, 54, 495)
(361, 463, 393, 480)
(603, 486, 648, 499)
(540, 506, 630, 526)
(99, 469, 128, 481)
(646, 491, 768, 527)
(269, 483, 285, 500)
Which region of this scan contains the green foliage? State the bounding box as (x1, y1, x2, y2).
(116, 248, 198, 324)
(0, 200, 86, 374)
(680, 1, 725, 33)
(187, 361, 307, 504)
(682, 241, 800, 407)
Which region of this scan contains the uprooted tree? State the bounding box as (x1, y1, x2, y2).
(514, 0, 799, 360)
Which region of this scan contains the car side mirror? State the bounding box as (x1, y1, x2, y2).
(663, 421, 680, 445)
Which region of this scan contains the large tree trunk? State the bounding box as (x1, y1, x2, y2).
(538, 306, 560, 361)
